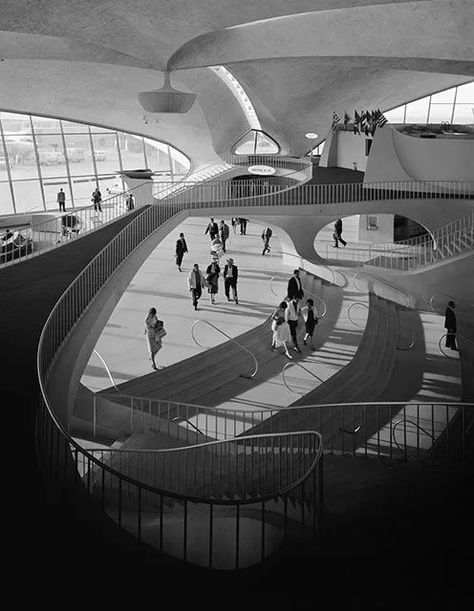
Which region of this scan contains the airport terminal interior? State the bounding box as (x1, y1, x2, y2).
(2, 1, 474, 608)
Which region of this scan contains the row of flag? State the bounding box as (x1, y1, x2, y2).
(331, 109, 387, 135)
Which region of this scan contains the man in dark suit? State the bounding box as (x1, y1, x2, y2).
(287, 269, 303, 300)
(175, 232, 188, 272)
(224, 257, 239, 304)
(220, 220, 230, 253)
(205, 218, 219, 240)
(332, 218, 347, 247)
(261, 226, 272, 255)
(444, 300, 458, 350)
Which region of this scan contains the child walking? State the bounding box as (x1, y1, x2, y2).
(301, 298, 318, 348)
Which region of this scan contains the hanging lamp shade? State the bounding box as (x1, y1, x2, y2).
(138, 72, 196, 113)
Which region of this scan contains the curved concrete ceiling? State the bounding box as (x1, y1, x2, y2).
(0, 0, 472, 165)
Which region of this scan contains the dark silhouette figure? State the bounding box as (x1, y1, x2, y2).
(444, 301, 458, 351)
(287, 270, 303, 300)
(332, 218, 347, 247)
(205, 218, 219, 240)
(261, 226, 272, 255)
(175, 232, 188, 272)
(224, 258, 239, 304)
(57, 188, 66, 212)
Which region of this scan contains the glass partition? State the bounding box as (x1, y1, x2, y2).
(0, 111, 190, 215)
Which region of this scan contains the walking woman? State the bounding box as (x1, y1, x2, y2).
(144, 307, 165, 370)
(206, 257, 221, 304)
(271, 301, 292, 359)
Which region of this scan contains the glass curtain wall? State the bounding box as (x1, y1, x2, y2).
(384, 81, 474, 124)
(0, 111, 190, 215)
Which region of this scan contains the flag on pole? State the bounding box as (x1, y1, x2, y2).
(353, 110, 361, 134)
(343, 111, 351, 130)
(331, 111, 340, 133)
(375, 109, 388, 127)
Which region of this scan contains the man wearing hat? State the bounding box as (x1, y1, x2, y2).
(223, 257, 239, 304)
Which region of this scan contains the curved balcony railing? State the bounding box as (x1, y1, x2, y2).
(7, 179, 474, 271)
(269, 276, 327, 318)
(0, 181, 151, 268)
(347, 301, 415, 350)
(35, 178, 474, 569)
(191, 319, 258, 379)
(92, 394, 474, 463)
(282, 362, 325, 395)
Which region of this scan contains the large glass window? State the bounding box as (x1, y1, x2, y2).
(233, 129, 280, 155)
(385, 81, 474, 125)
(0, 110, 190, 215)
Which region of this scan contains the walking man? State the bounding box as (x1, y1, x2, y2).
(205, 218, 219, 240)
(57, 188, 66, 212)
(285, 291, 302, 352)
(92, 187, 102, 212)
(175, 232, 188, 272)
(220, 220, 230, 253)
(332, 218, 347, 248)
(261, 226, 273, 255)
(444, 300, 458, 351)
(126, 192, 135, 211)
(224, 257, 239, 304)
(188, 263, 207, 311)
(239, 218, 248, 235)
(287, 269, 304, 300)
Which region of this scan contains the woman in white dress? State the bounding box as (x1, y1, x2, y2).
(144, 307, 163, 370)
(271, 301, 292, 359)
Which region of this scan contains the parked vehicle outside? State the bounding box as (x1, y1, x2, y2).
(38, 150, 64, 165)
(66, 148, 85, 162)
(89, 150, 107, 162)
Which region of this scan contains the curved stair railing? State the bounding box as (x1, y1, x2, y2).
(171, 416, 206, 437)
(38, 406, 323, 568)
(191, 319, 258, 379)
(92, 349, 119, 391)
(282, 362, 325, 395)
(93, 394, 474, 463)
(268, 249, 339, 286)
(269, 276, 327, 318)
(391, 419, 435, 455)
(347, 301, 415, 350)
(363, 209, 474, 271)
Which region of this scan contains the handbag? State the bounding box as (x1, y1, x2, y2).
(154, 319, 166, 339)
(155, 327, 167, 340)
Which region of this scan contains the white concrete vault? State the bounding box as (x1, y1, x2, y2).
(0, 0, 472, 163)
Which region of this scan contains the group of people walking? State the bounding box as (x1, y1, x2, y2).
(271, 269, 318, 359)
(187, 258, 239, 310)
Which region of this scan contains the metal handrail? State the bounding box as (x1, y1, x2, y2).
(191, 319, 258, 379)
(92, 349, 118, 391)
(352, 273, 367, 294)
(268, 249, 338, 286)
(67, 428, 323, 506)
(269, 275, 327, 318)
(282, 362, 325, 395)
(438, 334, 460, 359)
(391, 419, 435, 453)
(347, 301, 415, 350)
(171, 417, 206, 437)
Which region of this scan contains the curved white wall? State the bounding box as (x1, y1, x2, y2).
(365, 127, 474, 184)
